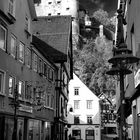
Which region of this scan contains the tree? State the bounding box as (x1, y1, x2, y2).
(74, 36, 116, 96)
(92, 9, 110, 26)
(74, 9, 116, 97)
(92, 9, 116, 32)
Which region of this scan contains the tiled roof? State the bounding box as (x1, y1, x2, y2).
(32, 35, 67, 63)
(33, 16, 72, 55)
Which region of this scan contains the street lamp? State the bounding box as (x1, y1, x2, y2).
(106, 9, 139, 140)
(9, 85, 20, 140)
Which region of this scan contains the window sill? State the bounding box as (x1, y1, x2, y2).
(18, 98, 24, 102)
(24, 29, 31, 36)
(24, 99, 32, 103)
(8, 94, 14, 98)
(19, 59, 24, 64)
(0, 48, 6, 52)
(7, 12, 16, 24)
(0, 10, 15, 24)
(10, 54, 16, 58)
(27, 65, 31, 69)
(0, 93, 6, 97)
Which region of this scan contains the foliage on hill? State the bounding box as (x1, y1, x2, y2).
(73, 9, 117, 96)
(92, 9, 116, 32)
(74, 36, 116, 96)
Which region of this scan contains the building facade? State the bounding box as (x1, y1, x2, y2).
(67, 73, 101, 140)
(115, 0, 140, 140)
(125, 0, 140, 139)
(33, 15, 73, 140)
(99, 93, 117, 140)
(0, 0, 59, 140)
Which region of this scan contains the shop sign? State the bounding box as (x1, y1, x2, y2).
(19, 104, 33, 113)
(134, 69, 140, 88)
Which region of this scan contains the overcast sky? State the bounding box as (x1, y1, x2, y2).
(79, 0, 118, 17)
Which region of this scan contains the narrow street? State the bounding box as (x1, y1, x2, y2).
(0, 0, 140, 140)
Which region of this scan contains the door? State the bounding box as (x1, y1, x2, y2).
(72, 129, 81, 140)
(85, 129, 95, 140)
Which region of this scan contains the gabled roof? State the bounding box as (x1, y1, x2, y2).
(72, 73, 100, 100)
(33, 16, 72, 55)
(32, 35, 67, 63)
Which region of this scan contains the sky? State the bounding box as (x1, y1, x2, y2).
(79, 0, 118, 17)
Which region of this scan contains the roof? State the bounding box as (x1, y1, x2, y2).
(33, 16, 72, 55)
(32, 35, 67, 63)
(72, 73, 100, 100)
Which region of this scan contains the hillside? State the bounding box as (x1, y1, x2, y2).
(74, 10, 116, 96)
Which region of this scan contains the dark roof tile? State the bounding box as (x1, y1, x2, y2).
(33, 16, 72, 55)
(32, 35, 67, 63)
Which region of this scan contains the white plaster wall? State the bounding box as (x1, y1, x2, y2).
(35, 0, 78, 18)
(67, 73, 101, 140)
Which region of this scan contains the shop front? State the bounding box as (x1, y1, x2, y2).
(0, 114, 52, 140)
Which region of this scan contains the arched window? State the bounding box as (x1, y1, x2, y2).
(85, 127, 95, 140)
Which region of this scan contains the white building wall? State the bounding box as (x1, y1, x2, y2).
(67, 73, 101, 140)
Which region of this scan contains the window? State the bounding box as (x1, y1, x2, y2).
(57, 13, 60, 15)
(26, 48, 31, 68)
(85, 130, 94, 139)
(66, 7, 70, 10)
(74, 100, 80, 109)
(18, 81, 24, 99)
(87, 100, 92, 109)
(48, 68, 53, 81)
(48, 13, 51, 16)
(19, 42, 24, 62)
(0, 25, 7, 51)
(72, 130, 81, 139)
(33, 53, 38, 72)
(104, 127, 117, 134)
(38, 58, 42, 74)
(74, 88, 79, 95)
(44, 62, 47, 77)
(0, 70, 5, 94)
(25, 15, 30, 33)
(74, 116, 80, 124)
(25, 81, 32, 101)
(8, 0, 16, 17)
(9, 76, 15, 97)
(48, 2, 52, 4)
(10, 35, 16, 57)
(47, 95, 50, 107)
(50, 95, 54, 108)
(87, 116, 92, 124)
(131, 25, 136, 56)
